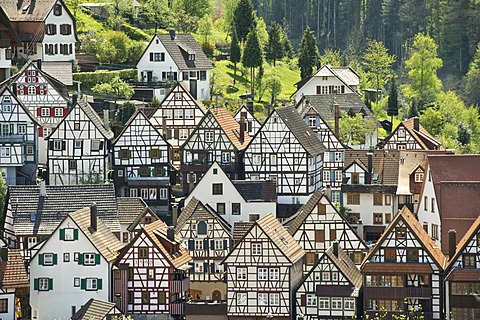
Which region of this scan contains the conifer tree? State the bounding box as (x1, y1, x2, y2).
(242, 28, 263, 100)
(233, 0, 256, 43)
(387, 77, 398, 126)
(298, 27, 319, 79)
(230, 27, 241, 85)
(265, 22, 284, 66)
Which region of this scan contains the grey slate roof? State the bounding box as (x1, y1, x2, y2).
(275, 106, 326, 156)
(117, 197, 148, 225)
(157, 34, 213, 70)
(78, 100, 114, 140)
(0, 0, 56, 21)
(175, 197, 231, 233)
(299, 94, 379, 126)
(232, 180, 277, 202)
(7, 184, 120, 236)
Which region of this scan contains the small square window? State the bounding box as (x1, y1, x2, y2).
(74, 122, 80, 130)
(139, 247, 148, 258)
(252, 242, 262, 255)
(74, 252, 79, 261)
(212, 183, 223, 195)
(151, 148, 160, 159)
(64, 228, 75, 240)
(91, 140, 100, 151)
(43, 253, 53, 265)
(69, 160, 77, 169)
(74, 140, 82, 148)
(120, 149, 129, 159)
(63, 252, 70, 262)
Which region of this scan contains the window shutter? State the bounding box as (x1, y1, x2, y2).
(188, 239, 194, 250)
(53, 254, 58, 265)
(99, 141, 104, 150)
(60, 44, 64, 54)
(210, 263, 215, 273)
(38, 253, 44, 265)
(97, 278, 103, 290)
(48, 278, 53, 290)
(62, 140, 66, 150)
(34, 278, 39, 290)
(329, 152, 335, 162)
(210, 240, 215, 250)
(203, 239, 209, 250)
(128, 150, 131, 159)
(38, 127, 43, 137)
(74, 228, 79, 240)
(78, 253, 84, 265)
(80, 278, 86, 290)
(223, 239, 228, 250)
(174, 129, 179, 139)
(150, 53, 154, 61)
(59, 228, 65, 240)
(49, 141, 54, 150)
(36, 108, 42, 118)
(301, 294, 306, 306)
(95, 253, 101, 265)
(36, 86, 40, 94)
(54, 44, 58, 54)
(203, 262, 208, 273)
(330, 170, 335, 181)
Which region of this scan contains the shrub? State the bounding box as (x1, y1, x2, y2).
(73, 69, 137, 91)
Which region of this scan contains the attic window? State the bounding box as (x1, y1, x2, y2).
(414, 171, 424, 183)
(372, 173, 379, 182)
(30, 212, 36, 222)
(398, 127, 405, 138)
(53, 4, 62, 16)
(189, 54, 195, 61)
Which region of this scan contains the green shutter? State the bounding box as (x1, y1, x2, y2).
(74, 229, 79, 240)
(59, 228, 65, 240)
(48, 278, 53, 290)
(97, 278, 103, 290)
(53, 254, 57, 265)
(78, 253, 84, 265)
(95, 253, 101, 265)
(117, 150, 121, 159)
(149, 149, 152, 158)
(38, 254, 44, 265)
(34, 278, 39, 290)
(80, 278, 86, 290)
(128, 150, 131, 159)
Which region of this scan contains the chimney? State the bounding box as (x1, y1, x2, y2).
(90, 203, 97, 232)
(332, 241, 339, 257)
(162, 116, 167, 138)
(71, 93, 78, 109)
(334, 102, 340, 138)
(357, 219, 364, 240)
(169, 29, 176, 40)
(239, 117, 245, 144)
(323, 185, 332, 201)
(448, 229, 456, 259)
(12, 83, 17, 95)
(167, 226, 175, 241)
(246, 100, 254, 114)
(172, 204, 178, 226)
(103, 110, 110, 130)
(39, 180, 47, 197)
(367, 151, 373, 174)
(36, 58, 42, 70)
(413, 117, 420, 131)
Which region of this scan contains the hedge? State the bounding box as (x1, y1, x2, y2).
(73, 69, 137, 91)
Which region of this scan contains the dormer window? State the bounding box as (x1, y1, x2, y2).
(414, 170, 424, 183)
(53, 4, 62, 16)
(189, 54, 195, 61)
(398, 127, 405, 138)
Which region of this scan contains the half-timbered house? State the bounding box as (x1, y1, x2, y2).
(112, 110, 172, 219)
(184, 162, 277, 226)
(284, 190, 368, 270)
(0, 60, 70, 164)
(379, 117, 442, 151)
(233, 105, 261, 138)
(244, 106, 325, 204)
(113, 220, 192, 317)
(444, 217, 480, 319)
(175, 197, 231, 300)
(0, 7, 21, 82)
(29, 205, 124, 320)
(116, 197, 149, 244)
(2, 183, 120, 261)
(180, 107, 250, 195)
(0, 86, 39, 185)
(0, 249, 29, 320)
(46, 100, 113, 185)
(294, 243, 362, 320)
(342, 149, 399, 242)
(361, 207, 446, 320)
(149, 81, 206, 163)
(223, 213, 305, 320)
(136, 32, 213, 100)
(417, 154, 480, 256)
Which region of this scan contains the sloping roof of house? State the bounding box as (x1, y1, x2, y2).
(69, 207, 124, 263)
(380, 117, 442, 150)
(428, 154, 480, 183)
(156, 33, 213, 70)
(447, 215, 480, 268)
(126, 207, 158, 232)
(211, 107, 251, 151)
(71, 298, 120, 320)
(41, 61, 73, 86)
(232, 180, 277, 202)
(363, 207, 447, 270)
(113, 109, 164, 145)
(232, 221, 254, 244)
(78, 100, 114, 140)
(274, 106, 326, 157)
(0, 6, 22, 45)
(284, 190, 324, 234)
(344, 149, 399, 187)
(143, 220, 192, 269)
(256, 213, 304, 264)
(0, 0, 57, 21)
(7, 184, 120, 235)
(0, 85, 42, 126)
(325, 244, 362, 289)
(175, 197, 231, 234)
(0, 249, 29, 288)
(117, 197, 148, 225)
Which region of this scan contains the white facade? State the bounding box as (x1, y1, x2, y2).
(416, 165, 441, 248)
(233, 106, 261, 138)
(185, 162, 276, 226)
(0, 47, 13, 80)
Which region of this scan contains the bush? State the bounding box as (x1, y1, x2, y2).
(73, 69, 137, 91)
(201, 41, 215, 58)
(121, 24, 151, 41)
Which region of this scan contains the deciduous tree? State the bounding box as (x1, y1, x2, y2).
(362, 39, 395, 102)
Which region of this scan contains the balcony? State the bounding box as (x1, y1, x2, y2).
(170, 300, 185, 316)
(185, 300, 227, 316)
(365, 311, 433, 320)
(0, 135, 25, 144)
(130, 80, 175, 88)
(171, 275, 190, 294)
(364, 286, 431, 299)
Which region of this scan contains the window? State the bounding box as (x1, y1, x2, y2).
(54, 4, 62, 15)
(142, 292, 150, 303)
(431, 198, 435, 213)
(85, 278, 98, 290)
(232, 203, 240, 215)
(139, 247, 148, 258)
(54, 108, 63, 117)
(205, 131, 214, 143)
(2, 104, 11, 113)
(141, 188, 148, 199)
(258, 268, 268, 280)
(385, 194, 392, 205)
(344, 298, 355, 310)
(164, 109, 172, 119)
(37, 278, 51, 291)
(179, 129, 189, 139)
(252, 242, 262, 255)
(46, 24, 57, 35)
(398, 127, 405, 138)
(153, 52, 165, 61)
(373, 193, 383, 205)
(319, 297, 329, 309)
(222, 152, 231, 163)
(335, 170, 342, 181)
(174, 109, 183, 119)
(406, 249, 419, 262)
(306, 294, 317, 306)
(43, 253, 54, 265)
(269, 154, 277, 165)
(212, 183, 223, 195)
(84, 253, 96, 265)
(351, 172, 359, 184)
(147, 268, 155, 280)
(185, 109, 194, 119)
(322, 271, 330, 281)
(432, 224, 439, 240)
(159, 188, 168, 200)
(415, 171, 424, 182)
(385, 213, 392, 224)
(53, 140, 63, 151)
(140, 167, 149, 177)
(0, 298, 7, 313)
(28, 85, 37, 95)
(347, 193, 360, 205)
(373, 213, 383, 224)
(270, 293, 279, 306)
(252, 154, 261, 165)
(69, 160, 76, 170)
(151, 148, 160, 159)
(315, 230, 325, 242)
(60, 24, 72, 35)
(0, 147, 10, 157)
(26, 145, 34, 154)
(158, 291, 166, 304)
(149, 188, 157, 199)
(308, 116, 316, 127)
(91, 140, 100, 151)
(424, 196, 428, 211)
(237, 293, 247, 305)
(331, 191, 341, 203)
(384, 248, 396, 262)
(331, 298, 342, 309)
(323, 170, 330, 182)
(396, 227, 406, 239)
(74, 140, 82, 149)
(463, 254, 476, 268)
(197, 221, 207, 235)
(306, 252, 316, 265)
(129, 189, 138, 197)
(258, 293, 268, 306)
(269, 268, 279, 281)
(200, 71, 207, 80)
(64, 228, 75, 241)
(41, 107, 50, 116)
(237, 268, 247, 280)
(120, 149, 129, 159)
(217, 203, 225, 215)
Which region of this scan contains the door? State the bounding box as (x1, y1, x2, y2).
(189, 79, 197, 99)
(147, 71, 153, 82)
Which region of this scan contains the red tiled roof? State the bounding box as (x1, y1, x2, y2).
(0, 249, 29, 288)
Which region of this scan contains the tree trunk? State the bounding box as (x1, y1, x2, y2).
(233, 62, 237, 85)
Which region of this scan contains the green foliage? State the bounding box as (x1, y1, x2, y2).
(106, 0, 134, 30)
(120, 24, 151, 41)
(298, 27, 319, 79)
(265, 72, 282, 104)
(198, 14, 214, 42)
(201, 41, 215, 58)
(242, 28, 263, 68)
(147, 97, 161, 108)
(179, 0, 211, 20)
(73, 69, 137, 91)
(265, 22, 284, 66)
(255, 17, 268, 50)
(230, 27, 241, 65)
(79, 32, 145, 64)
(387, 77, 399, 119)
(320, 48, 342, 67)
(92, 76, 134, 101)
(141, 0, 176, 32)
(403, 33, 443, 111)
(338, 111, 377, 146)
(282, 32, 294, 59)
(233, 0, 256, 42)
(79, 171, 104, 184)
(0, 175, 6, 213)
(362, 39, 395, 103)
(118, 102, 136, 125)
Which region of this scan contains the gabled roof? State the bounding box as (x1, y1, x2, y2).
(232, 180, 277, 202)
(323, 244, 362, 289)
(69, 207, 124, 263)
(344, 149, 399, 185)
(0, 0, 58, 21)
(0, 249, 29, 288)
(0, 6, 22, 46)
(41, 61, 73, 86)
(234, 105, 259, 121)
(380, 117, 442, 150)
(158, 80, 207, 112)
(126, 207, 159, 233)
(154, 34, 213, 70)
(0, 85, 42, 126)
(113, 109, 165, 145)
(6, 184, 120, 235)
(396, 151, 444, 195)
(210, 107, 251, 150)
(175, 197, 231, 234)
(256, 213, 304, 264)
(362, 207, 447, 270)
(71, 298, 120, 320)
(447, 215, 480, 268)
(428, 154, 480, 183)
(232, 221, 254, 244)
(142, 220, 192, 269)
(274, 106, 326, 156)
(117, 197, 148, 225)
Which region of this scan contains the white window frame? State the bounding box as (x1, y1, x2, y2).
(306, 294, 317, 306)
(270, 154, 277, 165)
(331, 297, 342, 309)
(64, 228, 74, 241)
(308, 116, 316, 127)
(237, 293, 247, 306)
(258, 293, 268, 306)
(335, 170, 342, 182)
(2, 104, 11, 112)
(237, 267, 247, 280)
(141, 188, 148, 199)
(41, 108, 50, 117)
(252, 242, 262, 255)
(91, 140, 100, 151)
(322, 271, 330, 281)
(53, 140, 62, 151)
(269, 293, 280, 306)
(149, 188, 157, 200)
(344, 298, 355, 310)
(0, 147, 10, 157)
(159, 188, 168, 199)
(415, 172, 424, 182)
(205, 131, 214, 143)
(26, 145, 34, 154)
(185, 109, 194, 119)
(84, 253, 95, 265)
(269, 268, 279, 281)
(18, 125, 26, 134)
(174, 109, 183, 119)
(28, 86, 36, 95)
(319, 297, 330, 309)
(86, 278, 98, 291)
(129, 189, 138, 197)
(43, 253, 53, 265)
(163, 109, 172, 119)
(54, 108, 63, 117)
(179, 129, 189, 140)
(252, 154, 262, 165)
(222, 152, 231, 164)
(323, 170, 330, 182)
(74, 140, 82, 149)
(39, 278, 49, 291)
(258, 268, 268, 280)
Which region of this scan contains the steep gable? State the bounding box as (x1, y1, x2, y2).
(114, 109, 166, 148)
